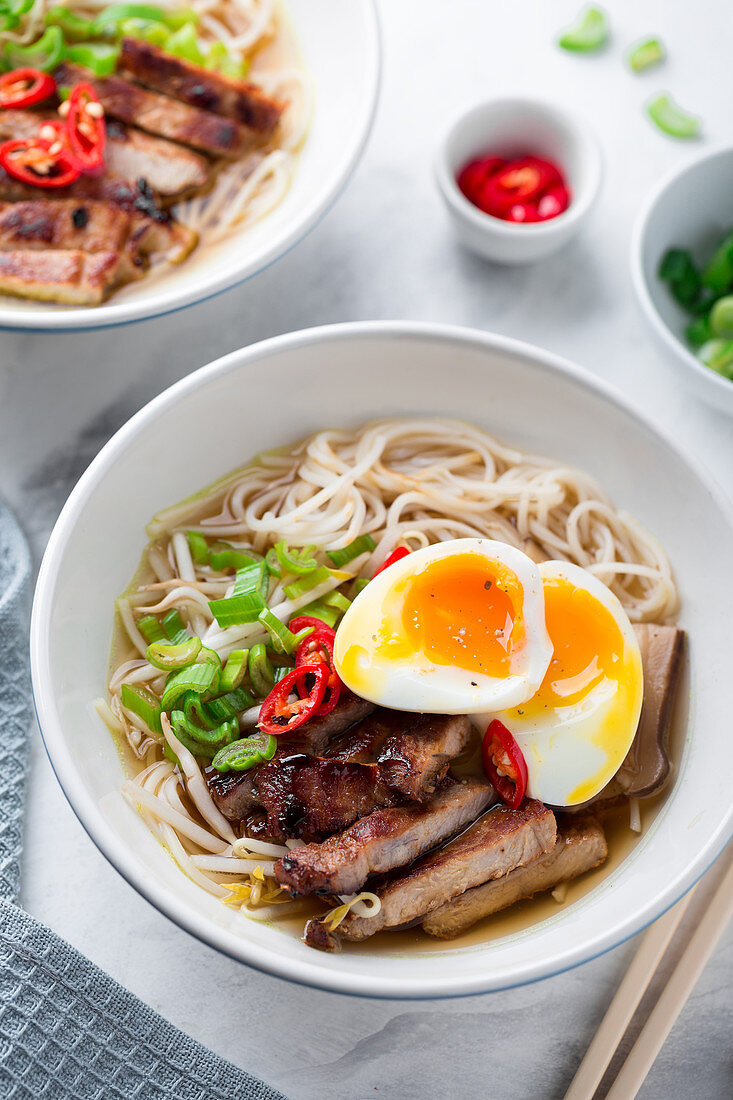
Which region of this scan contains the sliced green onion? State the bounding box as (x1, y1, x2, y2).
(137, 614, 166, 645)
(685, 315, 711, 348)
(709, 295, 733, 339)
(209, 590, 266, 627)
(5, 25, 65, 71)
(265, 546, 282, 576)
(258, 609, 313, 655)
(646, 94, 701, 139)
(208, 542, 257, 572)
(165, 21, 205, 64)
(248, 643, 274, 697)
(702, 231, 733, 294)
(45, 7, 95, 41)
(121, 683, 162, 733)
(146, 635, 202, 671)
(558, 6, 608, 52)
(698, 339, 733, 379)
(220, 649, 248, 692)
(627, 37, 665, 73)
(211, 732, 276, 773)
(209, 561, 269, 626)
(183, 690, 215, 730)
(275, 541, 319, 576)
(294, 599, 339, 629)
(92, 3, 165, 30)
(326, 534, 376, 567)
(321, 590, 351, 614)
(170, 710, 237, 758)
(120, 17, 168, 44)
(353, 577, 370, 595)
(66, 42, 120, 75)
(162, 609, 189, 645)
(161, 661, 218, 711)
(658, 248, 702, 308)
(204, 39, 249, 78)
(273, 665, 293, 683)
(205, 686, 256, 722)
(186, 530, 209, 565)
(282, 566, 331, 601)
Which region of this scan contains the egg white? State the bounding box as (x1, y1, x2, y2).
(333, 538, 552, 714)
(491, 561, 644, 807)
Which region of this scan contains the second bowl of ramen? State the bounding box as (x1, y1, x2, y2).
(30, 322, 733, 997)
(0, 0, 380, 328)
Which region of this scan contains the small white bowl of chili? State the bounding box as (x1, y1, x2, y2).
(436, 96, 603, 265)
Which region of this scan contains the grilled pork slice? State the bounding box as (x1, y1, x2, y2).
(0, 248, 121, 304)
(105, 120, 210, 198)
(423, 815, 607, 938)
(56, 63, 252, 158)
(120, 38, 284, 136)
(276, 778, 494, 898)
(256, 751, 398, 842)
(0, 108, 42, 142)
(333, 800, 556, 942)
(0, 200, 131, 253)
(204, 767, 258, 822)
(327, 708, 411, 763)
(289, 694, 376, 757)
(616, 624, 684, 797)
(377, 714, 473, 801)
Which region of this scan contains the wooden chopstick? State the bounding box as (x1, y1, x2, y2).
(564, 847, 733, 1100)
(605, 851, 733, 1099)
(562, 892, 695, 1100)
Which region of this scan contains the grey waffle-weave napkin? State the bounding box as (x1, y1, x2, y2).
(0, 500, 286, 1100)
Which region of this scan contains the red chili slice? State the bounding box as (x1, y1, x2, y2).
(478, 156, 563, 218)
(66, 82, 106, 176)
(258, 664, 328, 736)
(0, 137, 81, 189)
(373, 546, 410, 577)
(537, 183, 571, 221)
(0, 69, 55, 109)
(506, 200, 540, 223)
(294, 624, 342, 716)
(457, 155, 505, 206)
(481, 719, 528, 809)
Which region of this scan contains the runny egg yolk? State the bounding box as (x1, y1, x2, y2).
(374, 553, 526, 677)
(516, 576, 624, 717)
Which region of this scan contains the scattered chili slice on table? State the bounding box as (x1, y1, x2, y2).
(482, 719, 528, 809)
(0, 136, 81, 188)
(258, 663, 328, 736)
(294, 622, 342, 716)
(0, 68, 55, 109)
(65, 81, 106, 175)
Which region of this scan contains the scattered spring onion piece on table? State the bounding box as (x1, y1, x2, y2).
(121, 683, 162, 733)
(709, 295, 733, 339)
(627, 37, 665, 73)
(557, 5, 608, 52)
(211, 732, 277, 773)
(646, 94, 700, 139)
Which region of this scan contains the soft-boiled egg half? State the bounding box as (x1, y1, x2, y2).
(491, 561, 644, 806)
(333, 538, 553, 714)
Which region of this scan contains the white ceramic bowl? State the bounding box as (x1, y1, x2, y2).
(0, 0, 380, 332)
(31, 322, 733, 998)
(435, 97, 603, 265)
(632, 145, 733, 417)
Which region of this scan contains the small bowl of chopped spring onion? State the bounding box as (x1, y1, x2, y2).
(632, 145, 733, 415)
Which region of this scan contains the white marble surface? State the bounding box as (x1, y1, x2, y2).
(2, 0, 732, 1096)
